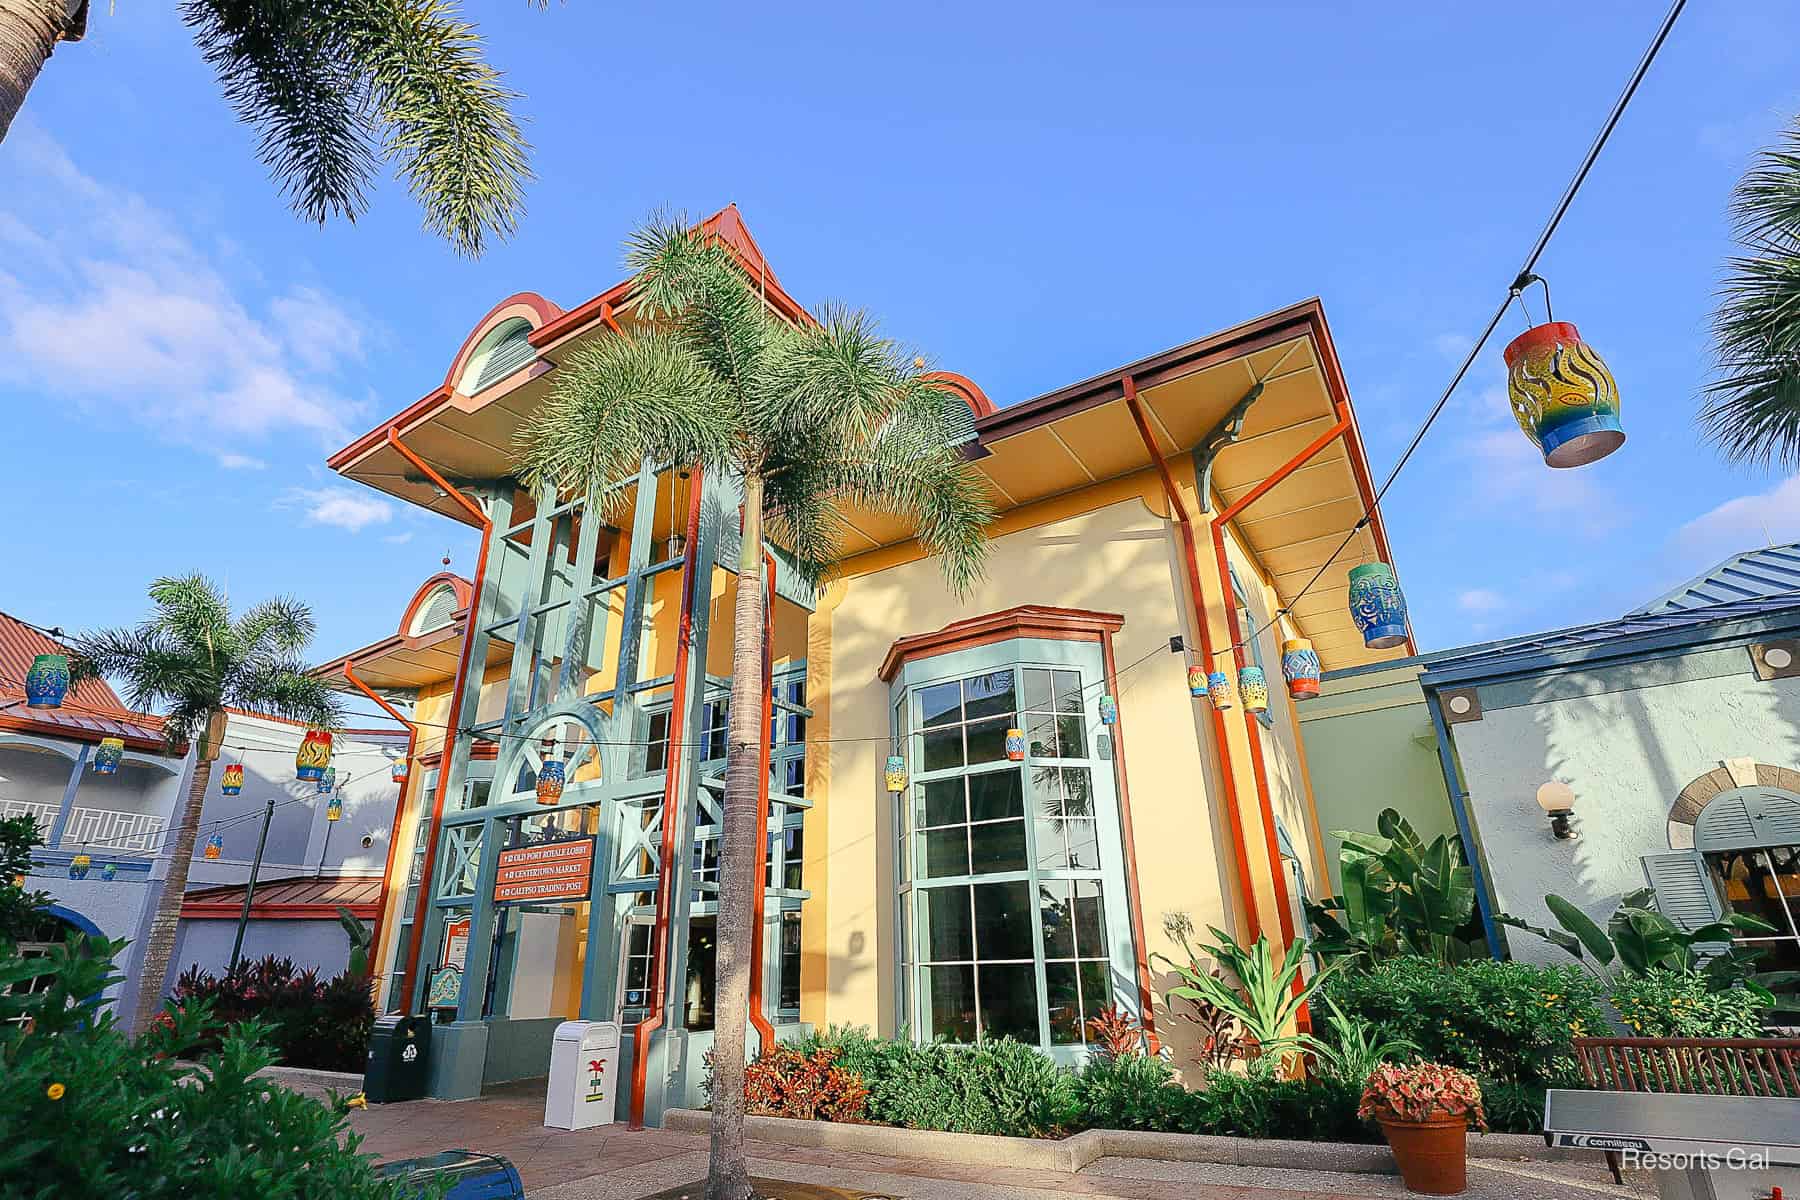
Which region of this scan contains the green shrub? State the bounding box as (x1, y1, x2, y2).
(1480, 1079, 1547, 1134)
(1187, 1069, 1376, 1143)
(170, 956, 375, 1072)
(1321, 958, 1603, 1090)
(1610, 969, 1766, 1038)
(0, 933, 432, 1199)
(1072, 1053, 1194, 1132)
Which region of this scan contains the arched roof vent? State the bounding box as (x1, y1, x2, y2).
(457, 317, 535, 395)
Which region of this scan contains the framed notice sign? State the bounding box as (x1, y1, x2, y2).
(493, 836, 596, 905)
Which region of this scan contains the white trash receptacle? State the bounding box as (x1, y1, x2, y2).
(544, 1020, 620, 1130)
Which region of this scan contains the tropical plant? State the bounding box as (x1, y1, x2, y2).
(0, 934, 432, 1198)
(1610, 968, 1768, 1039)
(170, 954, 377, 1072)
(71, 575, 341, 1031)
(1304, 809, 1484, 965)
(1190, 1069, 1375, 1143)
(736, 1044, 870, 1123)
(1083, 1003, 1146, 1062)
(1154, 925, 1340, 1077)
(0, 0, 531, 256)
(1308, 994, 1419, 1087)
(1497, 887, 1777, 1002)
(1159, 912, 1247, 1070)
(513, 217, 992, 1200)
(1702, 119, 1800, 467)
(0, 814, 52, 948)
(1358, 1061, 1486, 1129)
(337, 905, 374, 979)
(1072, 1052, 1193, 1133)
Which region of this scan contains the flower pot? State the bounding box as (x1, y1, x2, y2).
(1378, 1114, 1468, 1195)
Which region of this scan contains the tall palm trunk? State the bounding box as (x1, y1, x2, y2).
(709, 472, 767, 1200)
(0, 0, 74, 143)
(130, 722, 217, 1031)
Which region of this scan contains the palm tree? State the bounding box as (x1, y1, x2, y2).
(0, 0, 530, 256)
(515, 218, 993, 1200)
(71, 575, 342, 1032)
(1703, 119, 1800, 467)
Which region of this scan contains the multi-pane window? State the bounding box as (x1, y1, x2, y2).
(779, 911, 802, 1013)
(896, 657, 1126, 1055)
(1707, 844, 1800, 974)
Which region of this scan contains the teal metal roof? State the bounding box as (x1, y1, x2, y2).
(1633, 544, 1800, 615)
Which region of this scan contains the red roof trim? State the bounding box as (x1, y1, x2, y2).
(925, 371, 996, 418)
(396, 573, 474, 638)
(879, 605, 1125, 682)
(441, 291, 562, 394)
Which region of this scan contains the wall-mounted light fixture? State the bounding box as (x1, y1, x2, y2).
(1537, 781, 1577, 840)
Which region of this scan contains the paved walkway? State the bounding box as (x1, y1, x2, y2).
(347, 1082, 1651, 1200)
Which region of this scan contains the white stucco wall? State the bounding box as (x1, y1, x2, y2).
(1448, 644, 1800, 963)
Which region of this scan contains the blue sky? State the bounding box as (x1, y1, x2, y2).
(3, 2, 1799, 676)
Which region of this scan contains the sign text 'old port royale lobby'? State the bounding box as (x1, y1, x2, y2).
(322, 207, 1409, 1124)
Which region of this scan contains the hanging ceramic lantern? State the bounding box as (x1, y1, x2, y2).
(390, 759, 409, 785)
(1281, 639, 1322, 700)
(1005, 728, 1026, 762)
(1187, 665, 1207, 697)
(220, 763, 244, 795)
(1347, 562, 1409, 650)
(536, 758, 566, 806)
(884, 755, 906, 793)
(69, 853, 91, 880)
(204, 835, 223, 860)
(1503, 321, 1623, 468)
(93, 737, 124, 775)
(24, 653, 70, 709)
(1239, 666, 1269, 714)
(100, 861, 117, 882)
(295, 730, 332, 781)
(1207, 671, 1236, 710)
(317, 765, 337, 796)
(326, 794, 343, 822)
(1098, 695, 1117, 726)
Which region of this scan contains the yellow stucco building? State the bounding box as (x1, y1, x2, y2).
(318, 206, 1410, 1121)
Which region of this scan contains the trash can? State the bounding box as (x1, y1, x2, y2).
(363, 1014, 432, 1104)
(544, 1020, 620, 1130)
(378, 1150, 523, 1200)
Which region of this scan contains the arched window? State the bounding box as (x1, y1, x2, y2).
(409, 585, 459, 636)
(456, 318, 535, 394)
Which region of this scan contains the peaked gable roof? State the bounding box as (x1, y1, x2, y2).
(1633, 544, 1800, 615)
(0, 612, 172, 751)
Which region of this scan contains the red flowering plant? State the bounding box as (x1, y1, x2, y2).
(1358, 1061, 1487, 1129)
(740, 1044, 871, 1123)
(1084, 1004, 1146, 1061)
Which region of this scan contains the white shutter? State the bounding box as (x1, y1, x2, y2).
(1640, 850, 1723, 931)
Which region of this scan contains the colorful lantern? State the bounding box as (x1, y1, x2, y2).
(1004, 728, 1026, 762)
(1098, 695, 1117, 726)
(391, 759, 409, 785)
(317, 765, 337, 795)
(1187, 665, 1208, 697)
(295, 729, 332, 781)
(69, 853, 91, 880)
(326, 794, 343, 822)
(884, 755, 906, 793)
(1347, 562, 1409, 650)
(204, 835, 223, 860)
(100, 861, 117, 882)
(1503, 321, 1623, 469)
(1281, 639, 1321, 701)
(24, 653, 69, 709)
(93, 737, 124, 775)
(1207, 671, 1235, 710)
(220, 763, 245, 795)
(1239, 666, 1269, 714)
(536, 758, 566, 806)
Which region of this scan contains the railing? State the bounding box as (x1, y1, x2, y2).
(1574, 1037, 1800, 1098)
(0, 799, 167, 854)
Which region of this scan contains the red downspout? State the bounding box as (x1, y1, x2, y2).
(1100, 628, 1159, 1052)
(384, 427, 494, 1008)
(343, 661, 419, 993)
(630, 466, 706, 1129)
(746, 551, 778, 1053)
(1121, 377, 1260, 942)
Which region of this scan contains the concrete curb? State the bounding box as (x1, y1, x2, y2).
(255, 1064, 365, 1099)
(664, 1111, 1584, 1176)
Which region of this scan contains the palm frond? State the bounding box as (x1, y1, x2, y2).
(756, 304, 910, 449)
(181, 0, 377, 227)
(514, 328, 738, 510)
(234, 595, 317, 656)
(227, 659, 344, 729)
(339, 0, 531, 257)
(624, 216, 775, 407)
(1705, 119, 1800, 468)
(146, 575, 233, 647)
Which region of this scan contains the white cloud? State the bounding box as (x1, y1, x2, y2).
(217, 453, 266, 471)
(280, 487, 394, 533)
(0, 129, 366, 451)
(1458, 588, 1506, 614)
(1461, 429, 1622, 537)
(382, 531, 415, 545)
(1672, 474, 1800, 566)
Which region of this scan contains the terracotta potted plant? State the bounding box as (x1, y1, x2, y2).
(1358, 1061, 1487, 1195)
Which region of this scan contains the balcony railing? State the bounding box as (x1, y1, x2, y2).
(1574, 1037, 1800, 1098)
(0, 799, 168, 855)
